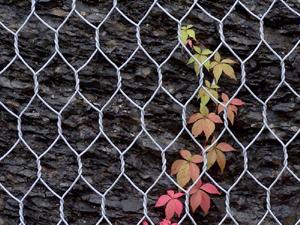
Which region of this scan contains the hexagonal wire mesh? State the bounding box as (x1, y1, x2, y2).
(0, 0, 299, 225)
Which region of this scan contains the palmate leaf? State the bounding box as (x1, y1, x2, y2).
(180, 25, 196, 45)
(159, 219, 179, 225)
(188, 107, 223, 140)
(206, 141, 236, 173)
(189, 180, 221, 214)
(155, 190, 184, 219)
(210, 52, 237, 82)
(218, 93, 245, 125)
(198, 80, 219, 106)
(188, 47, 213, 75)
(171, 149, 203, 187)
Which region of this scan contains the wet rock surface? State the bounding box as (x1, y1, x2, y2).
(0, 0, 299, 225)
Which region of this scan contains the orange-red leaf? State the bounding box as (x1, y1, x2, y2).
(221, 93, 229, 102)
(217, 143, 236, 152)
(180, 149, 192, 160)
(200, 183, 221, 195)
(227, 108, 235, 125)
(188, 113, 203, 124)
(191, 119, 204, 137)
(202, 118, 215, 140)
(190, 190, 202, 212)
(208, 113, 223, 123)
(231, 98, 245, 106)
(199, 191, 211, 215)
(191, 154, 203, 163)
(171, 160, 186, 175)
(189, 163, 200, 182)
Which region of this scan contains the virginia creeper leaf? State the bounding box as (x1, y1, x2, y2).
(155, 190, 184, 219)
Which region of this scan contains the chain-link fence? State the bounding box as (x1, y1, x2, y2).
(0, 0, 299, 225)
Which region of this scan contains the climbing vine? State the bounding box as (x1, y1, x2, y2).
(144, 25, 245, 225)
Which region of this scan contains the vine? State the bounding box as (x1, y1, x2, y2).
(144, 25, 245, 225)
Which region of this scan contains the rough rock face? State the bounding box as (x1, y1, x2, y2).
(0, 0, 299, 225)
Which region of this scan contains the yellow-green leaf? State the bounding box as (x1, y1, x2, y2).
(194, 62, 200, 76)
(180, 30, 188, 44)
(216, 150, 226, 173)
(200, 105, 209, 115)
(214, 52, 221, 62)
(213, 64, 223, 82)
(188, 55, 196, 64)
(187, 29, 196, 40)
(194, 46, 201, 54)
(198, 55, 210, 71)
(207, 150, 217, 170)
(201, 49, 213, 55)
(221, 64, 236, 80)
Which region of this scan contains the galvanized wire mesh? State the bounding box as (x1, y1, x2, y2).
(0, 0, 299, 224)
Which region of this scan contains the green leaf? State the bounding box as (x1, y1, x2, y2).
(180, 30, 188, 44)
(187, 25, 193, 29)
(194, 62, 200, 76)
(187, 55, 196, 64)
(200, 105, 209, 115)
(210, 90, 219, 102)
(193, 46, 201, 54)
(187, 29, 196, 40)
(200, 93, 210, 106)
(201, 49, 213, 55)
(198, 55, 210, 71)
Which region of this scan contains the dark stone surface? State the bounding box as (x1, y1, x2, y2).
(0, 0, 299, 225)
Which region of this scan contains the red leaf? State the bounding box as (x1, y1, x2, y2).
(155, 195, 171, 207)
(173, 192, 184, 198)
(167, 190, 175, 198)
(159, 219, 170, 225)
(208, 113, 223, 123)
(200, 183, 221, 195)
(165, 199, 183, 219)
(190, 190, 202, 212)
(199, 191, 211, 215)
(217, 142, 236, 152)
(231, 98, 245, 106)
(143, 221, 149, 225)
(173, 199, 183, 217)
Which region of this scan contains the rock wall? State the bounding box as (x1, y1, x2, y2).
(0, 0, 299, 225)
